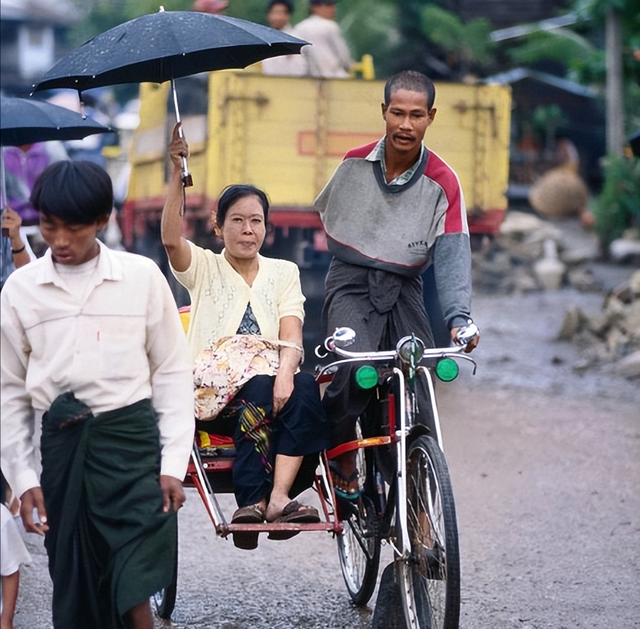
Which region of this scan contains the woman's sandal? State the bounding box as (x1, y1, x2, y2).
(267, 500, 320, 541)
(231, 502, 265, 550)
(329, 461, 361, 501)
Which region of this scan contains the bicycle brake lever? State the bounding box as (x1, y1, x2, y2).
(455, 321, 479, 346)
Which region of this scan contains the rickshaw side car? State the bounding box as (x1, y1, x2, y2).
(154, 308, 478, 629)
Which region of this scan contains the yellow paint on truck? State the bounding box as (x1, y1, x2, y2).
(123, 71, 511, 243)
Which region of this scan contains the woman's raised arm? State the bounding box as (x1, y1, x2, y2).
(161, 123, 192, 272)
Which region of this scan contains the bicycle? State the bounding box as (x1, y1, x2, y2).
(315, 323, 478, 629)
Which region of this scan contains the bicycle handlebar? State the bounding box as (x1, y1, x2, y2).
(454, 321, 480, 346)
(315, 326, 478, 373)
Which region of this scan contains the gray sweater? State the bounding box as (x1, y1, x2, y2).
(315, 142, 472, 329)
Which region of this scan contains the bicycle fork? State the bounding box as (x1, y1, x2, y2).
(392, 366, 442, 560)
(393, 366, 412, 560)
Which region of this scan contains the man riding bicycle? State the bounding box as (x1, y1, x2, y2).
(314, 70, 480, 500)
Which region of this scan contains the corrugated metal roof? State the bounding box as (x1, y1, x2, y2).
(484, 68, 598, 99)
(490, 13, 580, 42)
(0, 0, 82, 26)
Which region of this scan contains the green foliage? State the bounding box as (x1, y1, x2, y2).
(67, 0, 270, 45)
(531, 105, 568, 149)
(591, 155, 640, 245)
(339, 0, 399, 78)
(507, 0, 639, 138)
(507, 28, 594, 66)
(421, 5, 495, 68)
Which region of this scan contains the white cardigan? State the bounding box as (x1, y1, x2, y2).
(172, 243, 305, 360)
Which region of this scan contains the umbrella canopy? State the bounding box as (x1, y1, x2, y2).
(32, 10, 308, 93)
(32, 9, 308, 187)
(0, 95, 112, 211)
(0, 94, 112, 147)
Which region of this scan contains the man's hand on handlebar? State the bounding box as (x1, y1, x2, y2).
(451, 321, 480, 353)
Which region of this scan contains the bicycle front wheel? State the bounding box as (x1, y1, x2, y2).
(397, 435, 460, 629)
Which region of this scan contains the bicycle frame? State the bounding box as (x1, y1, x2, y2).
(316, 333, 477, 561)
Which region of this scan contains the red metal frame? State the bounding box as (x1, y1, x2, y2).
(183, 359, 401, 541)
(185, 443, 344, 538)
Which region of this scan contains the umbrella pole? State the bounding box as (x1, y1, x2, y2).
(171, 79, 193, 188)
(1, 148, 8, 237)
(1, 148, 6, 209)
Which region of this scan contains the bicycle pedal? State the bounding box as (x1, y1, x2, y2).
(414, 545, 445, 580)
(336, 497, 361, 520)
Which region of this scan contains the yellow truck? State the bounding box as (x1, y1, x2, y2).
(124, 70, 510, 242)
(122, 70, 511, 350)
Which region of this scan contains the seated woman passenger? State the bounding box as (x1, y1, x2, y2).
(162, 124, 329, 550)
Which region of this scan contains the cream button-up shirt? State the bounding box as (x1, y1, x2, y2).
(0, 242, 194, 498)
(171, 244, 306, 360)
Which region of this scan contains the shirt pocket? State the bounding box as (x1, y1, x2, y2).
(94, 314, 149, 381)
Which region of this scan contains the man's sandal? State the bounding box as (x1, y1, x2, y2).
(329, 461, 361, 501)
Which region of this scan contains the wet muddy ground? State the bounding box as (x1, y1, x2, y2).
(14, 277, 639, 628)
(12, 209, 640, 628)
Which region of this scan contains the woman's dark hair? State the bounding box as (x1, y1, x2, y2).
(384, 70, 436, 110)
(216, 184, 269, 228)
(30, 160, 113, 225)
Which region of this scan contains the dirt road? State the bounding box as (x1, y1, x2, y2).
(12, 286, 640, 629)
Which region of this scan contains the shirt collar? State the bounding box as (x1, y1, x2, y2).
(365, 136, 426, 186)
(35, 240, 123, 288)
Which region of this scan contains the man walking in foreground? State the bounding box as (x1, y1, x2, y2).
(0, 161, 194, 629)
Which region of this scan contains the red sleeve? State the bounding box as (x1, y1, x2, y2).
(424, 151, 466, 234)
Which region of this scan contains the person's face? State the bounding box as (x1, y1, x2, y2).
(39, 212, 107, 265)
(312, 3, 337, 19)
(267, 4, 291, 30)
(382, 88, 436, 158)
(218, 195, 266, 260)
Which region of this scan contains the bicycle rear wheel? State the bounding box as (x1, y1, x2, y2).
(336, 420, 381, 606)
(397, 435, 460, 629)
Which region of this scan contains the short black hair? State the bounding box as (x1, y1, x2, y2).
(216, 184, 270, 227)
(268, 0, 294, 13)
(30, 160, 113, 224)
(384, 71, 436, 110)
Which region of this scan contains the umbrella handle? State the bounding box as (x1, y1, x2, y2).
(172, 80, 193, 188)
(179, 134, 193, 188)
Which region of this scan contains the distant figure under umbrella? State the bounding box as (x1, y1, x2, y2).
(3, 142, 68, 225)
(1, 206, 33, 291)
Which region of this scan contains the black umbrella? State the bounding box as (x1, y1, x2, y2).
(32, 8, 308, 186)
(0, 94, 113, 209)
(0, 94, 112, 147)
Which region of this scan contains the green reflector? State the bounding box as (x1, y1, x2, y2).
(355, 365, 378, 389)
(436, 358, 459, 382)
